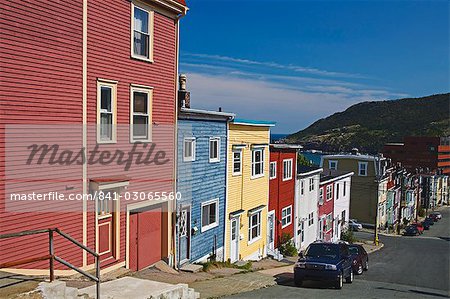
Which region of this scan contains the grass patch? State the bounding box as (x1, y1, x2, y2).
(200, 260, 252, 272)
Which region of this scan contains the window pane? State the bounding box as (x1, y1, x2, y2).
(202, 205, 209, 227)
(133, 31, 149, 57)
(100, 113, 112, 139)
(184, 140, 192, 158)
(134, 7, 148, 33)
(209, 203, 216, 224)
(133, 115, 148, 138)
(101, 87, 112, 112)
(134, 92, 148, 114)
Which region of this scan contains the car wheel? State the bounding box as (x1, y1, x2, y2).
(335, 273, 343, 289)
(346, 269, 354, 283)
(364, 260, 369, 271)
(294, 279, 303, 287)
(356, 264, 363, 275)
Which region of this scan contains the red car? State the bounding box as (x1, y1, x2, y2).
(411, 222, 424, 234)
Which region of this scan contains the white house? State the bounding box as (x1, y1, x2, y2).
(295, 166, 323, 250)
(331, 171, 353, 241)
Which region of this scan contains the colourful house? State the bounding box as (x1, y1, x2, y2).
(268, 144, 301, 257)
(176, 94, 234, 266)
(225, 119, 275, 262)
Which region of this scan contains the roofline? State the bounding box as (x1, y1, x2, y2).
(270, 144, 303, 150)
(320, 172, 354, 185)
(297, 168, 323, 178)
(232, 118, 276, 127)
(179, 107, 235, 119)
(321, 154, 386, 161)
(153, 0, 189, 16)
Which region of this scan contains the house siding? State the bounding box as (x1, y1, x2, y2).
(177, 119, 227, 263)
(225, 124, 271, 261)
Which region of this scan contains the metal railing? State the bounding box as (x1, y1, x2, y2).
(0, 228, 100, 298)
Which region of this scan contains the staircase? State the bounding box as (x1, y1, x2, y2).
(267, 247, 284, 261)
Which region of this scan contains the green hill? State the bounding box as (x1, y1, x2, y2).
(286, 93, 450, 153)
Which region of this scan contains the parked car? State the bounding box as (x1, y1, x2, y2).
(294, 242, 353, 289)
(410, 222, 424, 234)
(403, 225, 420, 236)
(429, 213, 440, 222)
(424, 217, 435, 225)
(421, 220, 431, 230)
(348, 219, 363, 231)
(429, 211, 442, 220)
(348, 244, 369, 275)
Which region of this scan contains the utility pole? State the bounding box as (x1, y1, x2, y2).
(373, 155, 381, 246)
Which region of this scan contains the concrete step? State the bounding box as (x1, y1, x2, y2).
(179, 263, 203, 273)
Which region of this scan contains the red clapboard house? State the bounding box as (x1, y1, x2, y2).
(0, 0, 188, 275)
(268, 144, 301, 255)
(318, 178, 335, 242)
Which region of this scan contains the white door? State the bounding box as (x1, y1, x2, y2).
(230, 218, 239, 263)
(267, 211, 275, 252)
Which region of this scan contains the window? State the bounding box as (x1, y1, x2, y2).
(281, 206, 292, 228)
(201, 199, 218, 232)
(132, 4, 154, 61)
(326, 185, 332, 201)
(297, 220, 304, 242)
(343, 181, 347, 196)
(300, 180, 304, 195)
(209, 137, 220, 163)
(251, 148, 264, 178)
(183, 138, 196, 162)
(308, 212, 314, 226)
(324, 214, 333, 232)
(329, 160, 338, 170)
(341, 210, 346, 224)
(97, 80, 117, 143)
(358, 161, 368, 176)
(336, 183, 340, 200)
(319, 188, 324, 205)
(130, 86, 152, 142)
(269, 162, 277, 179)
(283, 159, 293, 181)
(97, 189, 115, 217)
(248, 211, 261, 242)
(233, 150, 242, 175)
(309, 178, 314, 192)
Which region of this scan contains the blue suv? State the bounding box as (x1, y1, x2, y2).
(294, 242, 353, 289)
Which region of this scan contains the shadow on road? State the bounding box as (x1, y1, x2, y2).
(376, 286, 450, 298)
(274, 273, 338, 290)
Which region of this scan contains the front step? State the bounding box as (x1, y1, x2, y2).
(179, 263, 203, 273)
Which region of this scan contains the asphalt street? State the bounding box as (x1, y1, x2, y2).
(227, 206, 450, 299)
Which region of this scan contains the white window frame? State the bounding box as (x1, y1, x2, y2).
(269, 162, 277, 180)
(281, 205, 292, 228)
(131, 2, 154, 62)
(336, 183, 340, 200)
(300, 180, 304, 195)
(343, 181, 347, 196)
(209, 137, 220, 163)
(201, 198, 219, 232)
(248, 211, 262, 244)
(130, 85, 152, 142)
(251, 148, 264, 179)
(319, 188, 324, 205)
(329, 160, 338, 170)
(183, 137, 196, 162)
(358, 161, 368, 176)
(326, 185, 333, 201)
(282, 159, 293, 181)
(232, 149, 242, 176)
(97, 79, 117, 144)
(308, 212, 314, 226)
(309, 178, 314, 192)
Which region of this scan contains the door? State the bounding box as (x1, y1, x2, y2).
(97, 189, 117, 262)
(267, 211, 275, 252)
(230, 218, 239, 263)
(129, 206, 162, 271)
(178, 207, 190, 264)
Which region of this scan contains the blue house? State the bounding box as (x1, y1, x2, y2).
(176, 105, 234, 266)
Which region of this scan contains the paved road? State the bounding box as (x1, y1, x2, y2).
(228, 207, 450, 299)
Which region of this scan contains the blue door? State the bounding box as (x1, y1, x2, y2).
(179, 207, 190, 263)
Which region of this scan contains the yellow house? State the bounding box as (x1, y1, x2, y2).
(225, 119, 275, 262)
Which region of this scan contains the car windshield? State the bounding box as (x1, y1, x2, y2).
(305, 244, 339, 259)
(349, 247, 359, 255)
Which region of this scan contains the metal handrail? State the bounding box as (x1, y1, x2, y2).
(0, 228, 100, 298)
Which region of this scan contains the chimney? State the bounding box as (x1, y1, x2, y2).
(178, 74, 190, 109)
(218, 107, 222, 112)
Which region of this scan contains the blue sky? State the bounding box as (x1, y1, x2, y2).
(179, 0, 449, 134)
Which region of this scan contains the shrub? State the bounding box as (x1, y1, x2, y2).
(418, 206, 425, 217)
(279, 233, 298, 257)
(341, 229, 357, 243)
